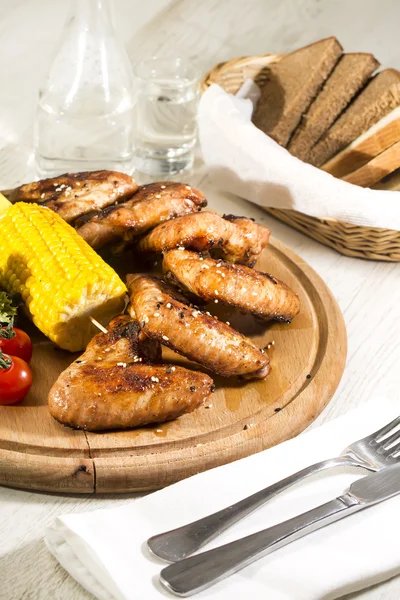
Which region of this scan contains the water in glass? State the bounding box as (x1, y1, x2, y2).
(134, 58, 199, 175)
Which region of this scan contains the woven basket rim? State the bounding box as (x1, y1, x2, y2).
(201, 53, 282, 91)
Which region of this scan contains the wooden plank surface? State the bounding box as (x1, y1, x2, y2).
(1, 1, 400, 599)
(0, 238, 346, 494)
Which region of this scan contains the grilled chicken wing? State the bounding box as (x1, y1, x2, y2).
(163, 250, 300, 322)
(223, 214, 271, 264)
(9, 171, 138, 223)
(76, 182, 207, 249)
(127, 274, 270, 379)
(48, 315, 213, 431)
(137, 212, 270, 266)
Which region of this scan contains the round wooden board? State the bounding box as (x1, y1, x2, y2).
(0, 238, 347, 494)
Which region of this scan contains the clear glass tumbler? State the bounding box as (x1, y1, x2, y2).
(34, 0, 135, 178)
(133, 57, 200, 175)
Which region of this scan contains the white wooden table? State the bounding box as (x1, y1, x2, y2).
(1, 1, 400, 598)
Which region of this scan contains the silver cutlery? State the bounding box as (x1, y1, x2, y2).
(148, 415, 400, 561)
(160, 463, 400, 596)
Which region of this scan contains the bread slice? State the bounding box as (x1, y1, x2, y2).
(372, 167, 400, 190)
(288, 53, 379, 160)
(322, 106, 400, 177)
(343, 140, 400, 187)
(252, 37, 342, 146)
(308, 69, 400, 166)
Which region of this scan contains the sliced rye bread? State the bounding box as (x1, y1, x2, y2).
(322, 106, 400, 177)
(252, 37, 342, 146)
(308, 69, 400, 167)
(343, 139, 400, 187)
(288, 53, 379, 161)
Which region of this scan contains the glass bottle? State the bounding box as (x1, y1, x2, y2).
(34, 0, 134, 178)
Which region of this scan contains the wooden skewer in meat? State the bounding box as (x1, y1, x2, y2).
(127, 274, 270, 379)
(9, 170, 138, 223)
(48, 315, 214, 431)
(137, 211, 270, 266)
(75, 182, 207, 249)
(163, 250, 300, 322)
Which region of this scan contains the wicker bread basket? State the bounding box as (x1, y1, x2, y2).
(202, 54, 400, 261)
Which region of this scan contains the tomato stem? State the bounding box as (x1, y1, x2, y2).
(0, 349, 12, 369)
(0, 320, 16, 340)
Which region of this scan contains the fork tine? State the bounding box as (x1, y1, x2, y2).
(389, 442, 400, 457)
(382, 431, 400, 449)
(374, 416, 400, 441)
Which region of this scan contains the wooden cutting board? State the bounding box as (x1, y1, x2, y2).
(0, 238, 346, 494)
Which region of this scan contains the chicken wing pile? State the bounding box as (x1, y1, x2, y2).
(75, 182, 207, 250)
(11, 170, 300, 431)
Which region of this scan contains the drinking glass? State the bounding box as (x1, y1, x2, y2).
(133, 57, 200, 175)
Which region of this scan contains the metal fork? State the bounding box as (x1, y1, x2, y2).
(147, 415, 400, 561)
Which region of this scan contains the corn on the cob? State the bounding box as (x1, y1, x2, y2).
(0, 202, 127, 351)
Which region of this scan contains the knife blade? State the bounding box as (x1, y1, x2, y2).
(160, 463, 400, 597)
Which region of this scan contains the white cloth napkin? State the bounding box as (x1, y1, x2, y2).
(198, 83, 400, 230)
(45, 396, 400, 600)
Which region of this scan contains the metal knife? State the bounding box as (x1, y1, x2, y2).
(160, 464, 400, 597)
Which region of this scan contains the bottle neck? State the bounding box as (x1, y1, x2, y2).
(69, 0, 115, 31)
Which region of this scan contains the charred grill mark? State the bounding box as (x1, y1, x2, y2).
(223, 214, 255, 222)
(92, 316, 138, 347)
(264, 273, 278, 284)
(74, 210, 99, 226)
(93, 203, 122, 219)
(74, 203, 121, 226)
(88, 316, 162, 363)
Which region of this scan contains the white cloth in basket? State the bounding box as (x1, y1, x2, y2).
(198, 82, 400, 230)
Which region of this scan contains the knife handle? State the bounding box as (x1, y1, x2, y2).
(160, 494, 360, 597)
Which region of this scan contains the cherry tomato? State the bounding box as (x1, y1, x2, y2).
(0, 327, 32, 363)
(0, 353, 32, 405)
